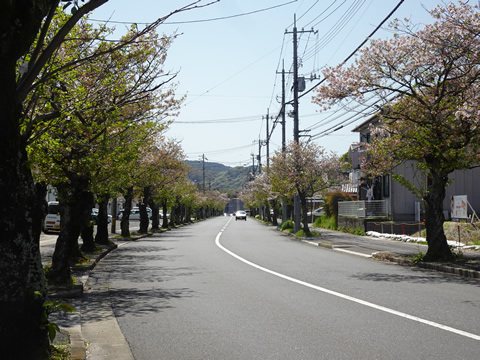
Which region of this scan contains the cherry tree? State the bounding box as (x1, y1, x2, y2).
(313, 1, 480, 261)
(0, 1, 216, 357)
(269, 141, 340, 235)
(239, 173, 281, 224)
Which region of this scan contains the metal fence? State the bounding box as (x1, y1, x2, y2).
(338, 200, 388, 218)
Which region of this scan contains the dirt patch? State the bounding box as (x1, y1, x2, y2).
(444, 222, 480, 246)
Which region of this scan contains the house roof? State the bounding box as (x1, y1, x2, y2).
(351, 113, 379, 133)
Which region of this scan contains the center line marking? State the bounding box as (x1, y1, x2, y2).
(216, 218, 480, 341)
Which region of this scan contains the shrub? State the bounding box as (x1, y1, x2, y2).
(280, 220, 294, 231)
(295, 229, 307, 238)
(325, 191, 353, 218)
(313, 215, 336, 230)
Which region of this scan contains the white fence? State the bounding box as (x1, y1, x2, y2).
(338, 200, 388, 218)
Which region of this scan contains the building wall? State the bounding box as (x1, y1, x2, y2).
(390, 161, 423, 221)
(445, 167, 480, 219)
(389, 162, 480, 221)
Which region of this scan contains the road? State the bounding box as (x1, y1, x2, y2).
(85, 216, 480, 359)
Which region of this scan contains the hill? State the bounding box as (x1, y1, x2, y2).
(186, 160, 251, 194)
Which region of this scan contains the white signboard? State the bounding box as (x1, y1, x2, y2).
(451, 195, 468, 220)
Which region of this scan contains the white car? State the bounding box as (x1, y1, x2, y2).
(43, 201, 60, 233)
(235, 210, 247, 221)
(307, 207, 324, 218)
(122, 207, 152, 220)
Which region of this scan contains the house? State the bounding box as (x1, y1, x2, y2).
(345, 114, 480, 230)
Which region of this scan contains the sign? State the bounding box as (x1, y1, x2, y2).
(451, 195, 468, 220)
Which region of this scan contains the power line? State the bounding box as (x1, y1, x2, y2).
(175, 115, 262, 124)
(89, 1, 298, 25)
(298, 0, 405, 100)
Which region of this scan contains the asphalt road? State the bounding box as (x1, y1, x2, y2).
(90, 216, 480, 359)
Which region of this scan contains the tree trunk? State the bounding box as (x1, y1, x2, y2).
(81, 222, 95, 251)
(162, 201, 169, 228)
(139, 186, 151, 234)
(49, 185, 93, 285)
(95, 196, 110, 245)
(299, 191, 311, 236)
(423, 170, 453, 261)
(169, 206, 176, 228)
(0, 2, 110, 357)
(149, 200, 160, 231)
(121, 187, 133, 237)
(0, 23, 52, 354)
(271, 200, 279, 226)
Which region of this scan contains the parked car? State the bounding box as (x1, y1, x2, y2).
(159, 210, 170, 219)
(307, 207, 324, 218)
(91, 208, 112, 224)
(43, 201, 60, 233)
(120, 207, 152, 220)
(235, 210, 247, 221)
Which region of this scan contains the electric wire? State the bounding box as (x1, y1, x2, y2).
(298, 0, 405, 100)
(89, 1, 299, 26)
(302, 0, 365, 63)
(175, 114, 262, 124)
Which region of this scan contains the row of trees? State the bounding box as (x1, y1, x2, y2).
(0, 1, 219, 358)
(241, 2, 480, 265)
(239, 141, 341, 235)
(313, 1, 480, 261)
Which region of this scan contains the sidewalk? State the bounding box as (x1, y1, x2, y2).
(42, 228, 153, 360)
(42, 223, 480, 359)
(300, 227, 480, 278)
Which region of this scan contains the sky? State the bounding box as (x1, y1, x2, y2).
(90, 0, 445, 167)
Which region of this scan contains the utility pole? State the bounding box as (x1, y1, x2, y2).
(281, 63, 286, 153)
(276, 61, 288, 153)
(201, 154, 207, 194)
(293, 14, 299, 143)
(286, 15, 316, 233)
(258, 139, 262, 174)
(285, 16, 316, 143)
(251, 152, 255, 177)
(263, 109, 270, 168)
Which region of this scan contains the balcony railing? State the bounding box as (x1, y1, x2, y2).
(338, 200, 388, 218)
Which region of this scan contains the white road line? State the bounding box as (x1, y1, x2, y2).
(216, 218, 480, 342)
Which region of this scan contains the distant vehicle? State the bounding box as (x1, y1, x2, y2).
(120, 207, 152, 220)
(43, 201, 60, 233)
(159, 210, 170, 219)
(235, 210, 247, 221)
(91, 208, 112, 224)
(307, 207, 324, 218)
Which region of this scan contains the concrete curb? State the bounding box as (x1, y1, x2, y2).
(293, 230, 480, 281)
(55, 233, 153, 359)
(373, 252, 480, 279)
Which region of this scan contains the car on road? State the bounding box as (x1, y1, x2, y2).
(307, 207, 324, 218)
(120, 207, 153, 220)
(159, 210, 170, 219)
(235, 210, 247, 221)
(43, 201, 60, 233)
(91, 208, 112, 224)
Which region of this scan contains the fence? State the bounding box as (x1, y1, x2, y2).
(366, 221, 425, 236)
(338, 200, 388, 218)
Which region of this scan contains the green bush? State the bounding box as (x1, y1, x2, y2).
(280, 220, 294, 231)
(339, 226, 365, 236)
(325, 191, 352, 218)
(313, 215, 336, 230)
(295, 229, 307, 238)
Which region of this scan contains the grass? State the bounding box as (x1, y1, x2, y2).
(312, 215, 336, 230)
(50, 344, 70, 360)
